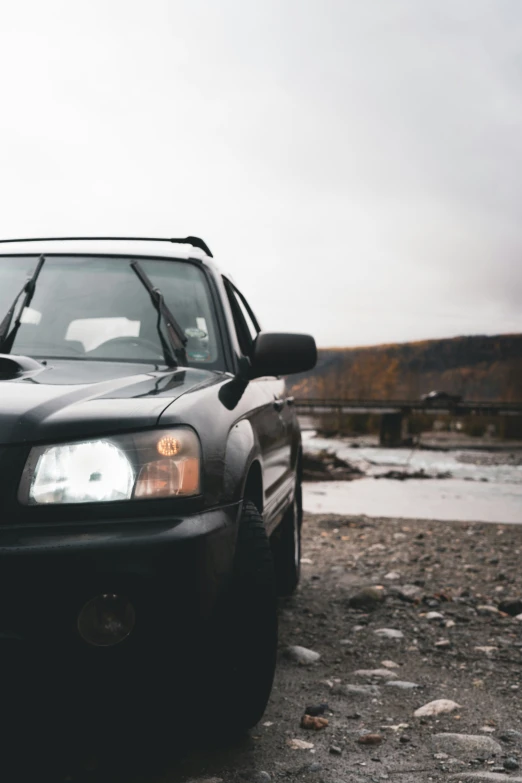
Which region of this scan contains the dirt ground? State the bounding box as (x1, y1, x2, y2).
(8, 512, 522, 782)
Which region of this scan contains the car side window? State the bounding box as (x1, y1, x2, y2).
(224, 279, 260, 357)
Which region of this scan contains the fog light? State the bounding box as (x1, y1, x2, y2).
(77, 594, 135, 647)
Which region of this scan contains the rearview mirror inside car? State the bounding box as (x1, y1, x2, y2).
(250, 332, 317, 378)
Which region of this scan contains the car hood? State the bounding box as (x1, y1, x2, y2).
(0, 359, 217, 446)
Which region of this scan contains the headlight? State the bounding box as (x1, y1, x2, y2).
(19, 428, 200, 505)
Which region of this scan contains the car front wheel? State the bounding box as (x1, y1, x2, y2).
(202, 500, 278, 732)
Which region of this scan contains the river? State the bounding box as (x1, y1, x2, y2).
(302, 434, 522, 524)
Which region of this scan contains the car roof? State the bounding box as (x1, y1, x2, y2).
(0, 237, 214, 266)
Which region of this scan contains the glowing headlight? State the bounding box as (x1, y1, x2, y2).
(19, 428, 200, 505)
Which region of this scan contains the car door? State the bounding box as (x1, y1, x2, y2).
(223, 279, 292, 527)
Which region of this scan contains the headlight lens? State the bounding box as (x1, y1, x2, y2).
(19, 428, 200, 505)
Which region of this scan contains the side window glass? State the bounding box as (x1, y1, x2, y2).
(224, 280, 259, 356)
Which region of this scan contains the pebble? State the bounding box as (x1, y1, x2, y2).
(400, 735, 411, 743)
(391, 584, 423, 603)
(348, 586, 386, 611)
(329, 745, 342, 755)
(381, 660, 400, 668)
(505, 758, 521, 771)
(425, 611, 445, 621)
(477, 605, 500, 616)
(301, 715, 328, 730)
(374, 628, 404, 640)
(304, 762, 322, 773)
(498, 598, 522, 616)
(386, 680, 421, 690)
(358, 734, 383, 745)
(288, 738, 314, 750)
(331, 683, 380, 697)
(432, 733, 502, 758)
(305, 703, 329, 717)
(435, 639, 451, 648)
(500, 730, 522, 744)
(384, 571, 401, 581)
(414, 699, 461, 717)
(285, 646, 321, 665)
(354, 668, 399, 680)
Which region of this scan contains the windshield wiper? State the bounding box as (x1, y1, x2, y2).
(0, 255, 46, 354)
(130, 260, 187, 368)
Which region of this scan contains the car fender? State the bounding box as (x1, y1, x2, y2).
(222, 418, 261, 506)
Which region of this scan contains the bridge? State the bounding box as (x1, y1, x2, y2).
(294, 399, 522, 446)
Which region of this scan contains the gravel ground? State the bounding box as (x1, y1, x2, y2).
(6, 512, 522, 782)
(166, 513, 522, 783)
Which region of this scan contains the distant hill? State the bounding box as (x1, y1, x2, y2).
(289, 334, 522, 402)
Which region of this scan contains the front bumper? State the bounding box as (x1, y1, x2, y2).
(0, 503, 241, 653)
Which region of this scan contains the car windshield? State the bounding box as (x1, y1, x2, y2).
(0, 255, 223, 369)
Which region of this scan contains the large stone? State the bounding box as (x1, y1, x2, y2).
(354, 668, 398, 680)
(331, 683, 380, 697)
(498, 598, 522, 616)
(285, 646, 321, 665)
(432, 733, 502, 759)
(374, 628, 404, 640)
(414, 699, 461, 717)
(348, 586, 386, 611)
(386, 680, 421, 690)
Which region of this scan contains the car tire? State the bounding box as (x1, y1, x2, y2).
(203, 500, 278, 732)
(272, 479, 302, 597)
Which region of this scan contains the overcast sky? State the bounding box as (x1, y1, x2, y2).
(0, 0, 521, 347)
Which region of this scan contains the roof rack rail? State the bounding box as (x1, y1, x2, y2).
(0, 236, 213, 257)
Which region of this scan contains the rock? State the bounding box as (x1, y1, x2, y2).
(358, 733, 384, 745)
(381, 660, 400, 669)
(374, 628, 404, 640)
(435, 639, 451, 648)
(445, 619, 456, 628)
(498, 598, 522, 616)
(329, 745, 342, 755)
(384, 571, 401, 581)
(348, 586, 386, 611)
(505, 759, 521, 771)
(499, 730, 522, 744)
(477, 605, 500, 616)
(386, 681, 421, 690)
(285, 646, 321, 665)
(400, 735, 411, 743)
(515, 613, 522, 621)
(426, 611, 445, 621)
(331, 683, 380, 697)
(354, 668, 399, 680)
(288, 738, 314, 750)
(305, 703, 329, 717)
(432, 733, 502, 759)
(475, 646, 498, 655)
(301, 714, 329, 730)
(414, 699, 461, 717)
(391, 584, 423, 603)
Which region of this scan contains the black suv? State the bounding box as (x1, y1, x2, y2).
(0, 237, 316, 729)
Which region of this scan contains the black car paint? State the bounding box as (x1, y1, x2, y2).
(0, 251, 302, 650)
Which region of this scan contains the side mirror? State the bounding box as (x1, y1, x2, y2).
(250, 332, 317, 379)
